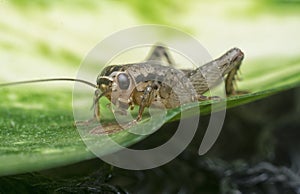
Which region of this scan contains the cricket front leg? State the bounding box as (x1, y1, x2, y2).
(94, 99, 100, 121)
(75, 90, 101, 126)
(75, 104, 99, 126)
(93, 89, 102, 122)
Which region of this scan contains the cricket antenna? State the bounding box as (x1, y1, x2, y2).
(0, 78, 97, 88)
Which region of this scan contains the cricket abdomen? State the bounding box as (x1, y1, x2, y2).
(187, 47, 244, 95)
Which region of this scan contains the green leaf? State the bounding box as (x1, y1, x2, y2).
(0, 56, 299, 176)
(0, 89, 94, 176)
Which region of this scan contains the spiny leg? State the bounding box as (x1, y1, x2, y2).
(225, 60, 246, 95)
(136, 83, 157, 121)
(225, 67, 237, 95)
(146, 44, 175, 66)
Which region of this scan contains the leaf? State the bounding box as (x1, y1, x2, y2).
(0, 88, 94, 176)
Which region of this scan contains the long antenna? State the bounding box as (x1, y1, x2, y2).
(0, 78, 97, 88)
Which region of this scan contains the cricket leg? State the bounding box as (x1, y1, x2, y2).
(126, 83, 157, 127)
(75, 90, 101, 126)
(225, 60, 248, 95)
(136, 84, 157, 121)
(94, 98, 100, 121)
(197, 94, 221, 101)
(225, 62, 239, 95)
(146, 44, 175, 66)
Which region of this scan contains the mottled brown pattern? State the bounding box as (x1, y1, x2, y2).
(94, 47, 244, 122)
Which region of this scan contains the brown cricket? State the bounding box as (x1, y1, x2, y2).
(0, 44, 244, 126)
(94, 45, 244, 122)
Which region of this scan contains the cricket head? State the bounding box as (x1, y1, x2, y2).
(95, 65, 135, 107)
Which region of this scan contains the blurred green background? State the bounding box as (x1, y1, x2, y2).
(1, 0, 300, 83)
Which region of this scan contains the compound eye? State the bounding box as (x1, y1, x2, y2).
(117, 73, 130, 90)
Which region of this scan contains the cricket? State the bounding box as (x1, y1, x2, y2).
(0, 44, 245, 132)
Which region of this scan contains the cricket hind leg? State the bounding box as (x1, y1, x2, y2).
(225, 60, 248, 96)
(146, 44, 175, 66)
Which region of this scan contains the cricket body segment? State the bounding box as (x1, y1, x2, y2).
(94, 45, 245, 122)
(188, 47, 244, 95)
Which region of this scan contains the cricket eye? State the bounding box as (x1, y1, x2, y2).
(117, 73, 130, 90)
